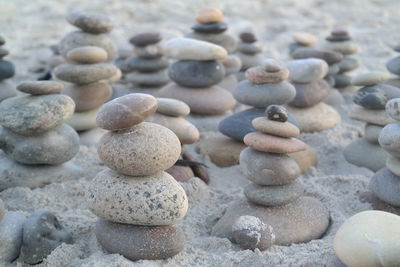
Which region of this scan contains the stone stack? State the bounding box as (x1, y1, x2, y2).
(0, 81, 82, 190)
(158, 37, 236, 115)
(235, 31, 263, 80)
(124, 32, 169, 88)
(87, 93, 188, 260)
(286, 58, 341, 132)
(323, 29, 360, 90)
(211, 105, 329, 250)
(289, 32, 317, 55)
(0, 36, 17, 102)
(344, 72, 400, 172)
(386, 44, 400, 88)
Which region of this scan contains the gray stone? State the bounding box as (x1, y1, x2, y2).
(130, 32, 162, 47)
(287, 58, 328, 83)
(126, 69, 169, 86)
(186, 32, 236, 53)
(353, 86, 388, 110)
(54, 63, 118, 84)
(386, 98, 400, 121)
(237, 53, 263, 70)
(365, 124, 382, 144)
(221, 55, 242, 75)
(0, 211, 26, 263)
(0, 199, 4, 220)
(66, 46, 108, 64)
(291, 48, 343, 65)
(237, 42, 262, 55)
(156, 98, 190, 117)
(338, 57, 359, 73)
(290, 79, 331, 108)
(95, 220, 185, 260)
(192, 22, 227, 34)
(66, 11, 113, 34)
(386, 57, 400, 76)
(0, 80, 17, 102)
(0, 60, 15, 80)
(379, 123, 400, 158)
(370, 168, 400, 207)
(126, 57, 169, 72)
(17, 81, 64, 95)
(333, 74, 352, 88)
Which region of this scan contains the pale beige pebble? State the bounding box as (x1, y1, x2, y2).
(244, 132, 307, 154)
(262, 58, 284, 72)
(386, 154, 400, 176)
(196, 7, 224, 24)
(351, 71, 390, 86)
(54, 63, 118, 84)
(252, 117, 300, 138)
(66, 46, 108, 64)
(156, 97, 190, 117)
(65, 107, 99, 131)
(108, 67, 121, 83)
(293, 32, 317, 46)
(0, 198, 5, 220)
(334, 210, 400, 267)
(221, 55, 242, 75)
(288, 145, 318, 173)
(349, 105, 396, 126)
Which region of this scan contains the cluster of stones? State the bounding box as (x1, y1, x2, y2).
(235, 31, 263, 80)
(386, 44, 400, 88)
(211, 106, 329, 250)
(0, 36, 17, 101)
(158, 37, 236, 115)
(323, 29, 360, 90)
(87, 93, 188, 260)
(344, 72, 400, 171)
(286, 58, 341, 132)
(0, 81, 82, 190)
(0, 204, 73, 264)
(124, 32, 169, 87)
(55, 11, 119, 131)
(288, 32, 317, 55)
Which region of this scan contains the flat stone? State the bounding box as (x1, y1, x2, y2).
(370, 168, 400, 207)
(192, 22, 227, 34)
(338, 57, 359, 72)
(287, 58, 329, 83)
(252, 117, 299, 138)
(0, 124, 79, 165)
(157, 83, 236, 115)
(21, 209, 73, 264)
(292, 32, 316, 46)
(352, 72, 389, 86)
(186, 32, 236, 53)
(66, 108, 98, 131)
(54, 63, 118, 84)
(326, 35, 351, 42)
(386, 154, 400, 176)
(96, 220, 185, 260)
(134, 44, 163, 59)
(353, 86, 387, 109)
(17, 81, 64, 95)
(245, 66, 289, 84)
(334, 210, 400, 267)
(237, 53, 263, 70)
(244, 132, 307, 154)
(240, 32, 257, 43)
(0, 80, 17, 102)
(232, 80, 296, 108)
(349, 105, 395, 125)
(240, 147, 301, 185)
(161, 37, 227, 61)
(221, 55, 241, 75)
(0, 60, 15, 80)
(0, 94, 75, 135)
(290, 79, 331, 108)
(166, 165, 194, 183)
(156, 97, 190, 117)
(66, 46, 108, 64)
(63, 82, 112, 112)
(379, 122, 400, 158)
(333, 74, 352, 88)
(125, 57, 169, 72)
(386, 56, 400, 75)
(0, 211, 26, 263)
(292, 48, 343, 64)
(129, 32, 161, 47)
(211, 197, 329, 245)
(67, 11, 113, 33)
(168, 60, 225, 87)
(386, 98, 400, 121)
(385, 78, 400, 88)
(126, 69, 169, 86)
(237, 42, 262, 55)
(343, 138, 388, 172)
(88, 169, 188, 225)
(323, 41, 360, 55)
(196, 7, 223, 24)
(365, 123, 382, 144)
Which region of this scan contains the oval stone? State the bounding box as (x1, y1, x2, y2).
(379, 122, 400, 158)
(196, 7, 223, 24)
(290, 79, 331, 108)
(385, 98, 400, 121)
(126, 69, 169, 86)
(239, 32, 257, 43)
(386, 57, 400, 75)
(352, 72, 389, 86)
(292, 48, 343, 64)
(287, 58, 329, 84)
(192, 22, 227, 34)
(66, 46, 108, 64)
(292, 32, 316, 46)
(365, 123, 382, 144)
(187, 32, 236, 53)
(129, 32, 161, 47)
(88, 169, 188, 225)
(125, 57, 169, 72)
(156, 98, 190, 117)
(17, 81, 64, 95)
(0, 60, 15, 80)
(66, 11, 113, 34)
(244, 132, 307, 154)
(353, 86, 387, 110)
(54, 63, 118, 84)
(252, 117, 299, 138)
(63, 82, 112, 112)
(245, 66, 289, 84)
(221, 55, 242, 75)
(370, 167, 400, 206)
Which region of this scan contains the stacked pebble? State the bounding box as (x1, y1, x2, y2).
(286, 58, 341, 132)
(386, 44, 400, 88)
(211, 105, 329, 250)
(219, 55, 242, 90)
(87, 93, 188, 260)
(323, 29, 360, 89)
(0, 81, 82, 188)
(0, 36, 17, 101)
(158, 37, 236, 115)
(235, 31, 263, 80)
(344, 72, 400, 171)
(124, 32, 169, 88)
(288, 32, 317, 55)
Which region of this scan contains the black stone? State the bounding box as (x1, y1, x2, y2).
(0, 60, 15, 80)
(266, 105, 288, 122)
(192, 22, 227, 34)
(353, 86, 388, 110)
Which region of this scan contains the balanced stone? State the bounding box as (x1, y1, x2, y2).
(54, 63, 118, 84)
(352, 72, 390, 86)
(379, 122, 400, 158)
(266, 105, 289, 122)
(252, 117, 299, 138)
(63, 82, 112, 112)
(88, 169, 188, 225)
(323, 41, 359, 55)
(236, 42, 262, 54)
(0, 60, 15, 80)
(156, 98, 190, 117)
(287, 58, 328, 84)
(290, 79, 330, 108)
(292, 32, 316, 46)
(0, 211, 26, 263)
(186, 32, 236, 53)
(221, 55, 241, 75)
(245, 65, 289, 84)
(196, 7, 223, 24)
(134, 44, 163, 59)
(238, 52, 263, 70)
(386, 56, 400, 75)
(244, 132, 307, 154)
(17, 81, 64, 95)
(0, 199, 4, 220)
(386, 98, 400, 121)
(66, 46, 108, 64)
(66, 11, 113, 34)
(129, 32, 161, 47)
(371, 168, 400, 207)
(192, 22, 227, 34)
(126, 57, 169, 72)
(292, 48, 343, 65)
(125, 70, 169, 86)
(353, 86, 388, 110)
(240, 32, 257, 43)
(349, 105, 396, 126)
(338, 57, 359, 72)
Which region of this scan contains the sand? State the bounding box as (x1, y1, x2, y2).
(0, 0, 399, 266)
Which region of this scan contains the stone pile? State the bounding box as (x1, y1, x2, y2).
(0, 36, 17, 101)
(87, 93, 188, 260)
(0, 81, 82, 190)
(344, 72, 400, 171)
(289, 32, 317, 55)
(386, 44, 400, 88)
(235, 31, 263, 80)
(211, 105, 329, 250)
(158, 37, 236, 115)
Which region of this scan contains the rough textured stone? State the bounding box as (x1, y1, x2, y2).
(265, 105, 289, 122)
(287, 58, 328, 83)
(290, 79, 331, 108)
(0, 211, 26, 263)
(130, 32, 161, 47)
(245, 66, 289, 84)
(66, 46, 108, 64)
(379, 122, 400, 158)
(244, 132, 307, 154)
(54, 63, 118, 84)
(156, 98, 190, 117)
(252, 117, 299, 138)
(63, 82, 112, 112)
(66, 11, 113, 33)
(17, 81, 64, 95)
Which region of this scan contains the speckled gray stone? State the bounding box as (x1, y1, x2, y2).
(386, 98, 400, 121)
(379, 122, 400, 158)
(54, 63, 118, 84)
(370, 168, 400, 207)
(0, 211, 26, 263)
(88, 169, 188, 225)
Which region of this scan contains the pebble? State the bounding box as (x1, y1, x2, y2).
(338, 57, 359, 72)
(352, 72, 390, 86)
(290, 79, 331, 108)
(17, 81, 64, 95)
(328, 64, 340, 75)
(287, 58, 329, 83)
(166, 165, 194, 183)
(130, 32, 161, 47)
(192, 22, 227, 34)
(292, 48, 343, 65)
(386, 154, 400, 176)
(98, 122, 181, 176)
(54, 63, 118, 84)
(326, 35, 351, 42)
(0, 80, 17, 102)
(168, 60, 225, 87)
(386, 56, 400, 75)
(134, 44, 163, 59)
(65, 108, 98, 131)
(0, 94, 75, 135)
(96, 93, 158, 131)
(244, 132, 307, 154)
(237, 42, 262, 55)
(379, 122, 400, 158)
(186, 32, 236, 53)
(221, 55, 242, 75)
(331, 29, 349, 36)
(0, 199, 4, 220)
(96, 220, 185, 260)
(125, 57, 169, 72)
(245, 65, 289, 84)
(0, 60, 15, 80)
(370, 167, 400, 206)
(266, 105, 288, 122)
(0, 124, 79, 165)
(88, 169, 188, 225)
(196, 7, 223, 24)
(353, 86, 387, 109)
(0, 36, 5, 45)
(349, 105, 395, 126)
(239, 32, 257, 43)
(66, 46, 108, 64)
(126, 69, 169, 86)
(219, 74, 238, 90)
(232, 80, 296, 108)
(323, 41, 360, 55)
(237, 52, 263, 70)
(290, 145, 318, 173)
(63, 82, 112, 112)
(334, 210, 400, 267)
(161, 37, 227, 61)
(323, 88, 345, 106)
(333, 74, 351, 88)
(156, 97, 190, 117)
(252, 117, 299, 138)
(292, 32, 316, 46)
(0, 211, 26, 263)
(385, 97, 400, 121)
(364, 123, 382, 144)
(66, 11, 113, 34)
(240, 147, 301, 185)
(21, 209, 73, 264)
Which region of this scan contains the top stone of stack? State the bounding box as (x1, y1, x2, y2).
(324, 28, 359, 55)
(67, 11, 113, 34)
(17, 81, 64, 95)
(195, 7, 224, 24)
(129, 32, 162, 47)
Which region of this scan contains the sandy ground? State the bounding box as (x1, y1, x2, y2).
(1, 0, 400, 266)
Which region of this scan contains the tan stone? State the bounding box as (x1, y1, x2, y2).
(63, 82, 112, 112)
(252, 117, 299, 138)
(196, 8, 224, 24)
(244, 132, 307, 154)
(67, 46, 108, 64)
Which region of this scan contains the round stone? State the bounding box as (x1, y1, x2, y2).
(244, 132, 307, 154)
(291, 48, 343, 64)
(353, 86, 388, 109)
(196, 7, 223, 24)
(88, 169, 188, 225)
(96, 93, 157, 130)
(0, 94, 75, 135)
(266, 105, 288, 122)
(370, 167, 400, 206)
(386, 98, 400, 121)
(252, 117, 299, 138)
(244, 180, 304, 206)
(0, 60, 15, 80)
(352, 72, 390, 86)
(66, 46, 108, 64)
(17, 81, 64, 95)
(98, 122, 181, 176)
(125, 57, 169, 72)
(66, 11, 113, 34)
(365, 123, 383, 144)
(292, 32, 316, 46)
(54, 63, 118, 84)
(63, 82, 112, 112)
(221, 55, 242, 75)
(240, 147, 301, 185)
(349, 105, 395, 126)
(287, 58, 329, 84)
(129, 32, 161, 47)
(334, 210, 400, 267)
(245, 66, 289, 84)
(192, 22, 227, 34)
(168, 60, 225, 88)
(239, 32, 257, 43)
(386, 57, 400, 75)
(156, 97, 190, 117)
(379, 122, 400, 158)
(237, 42, 262, 55)
(186, 32, 236, 53)
(0, 211, 26, 263)
(290, 79, 331, 108)
(95, 220, 185, 260)
(386, 154, 400, 176)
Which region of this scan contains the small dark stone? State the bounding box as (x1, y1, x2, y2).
(326, 35, 351, 42)
(292, 48, 343, 65)
(192, 22, 227, 34)
(394, 45, 400, 53)
(266, 105, 288, 122)
(130, 33, 161, 47)
(331, 29, 349, 36)
(0, 60, 15, 80)
(239, 32, 257, 43)
(353, 86, 388, 110)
